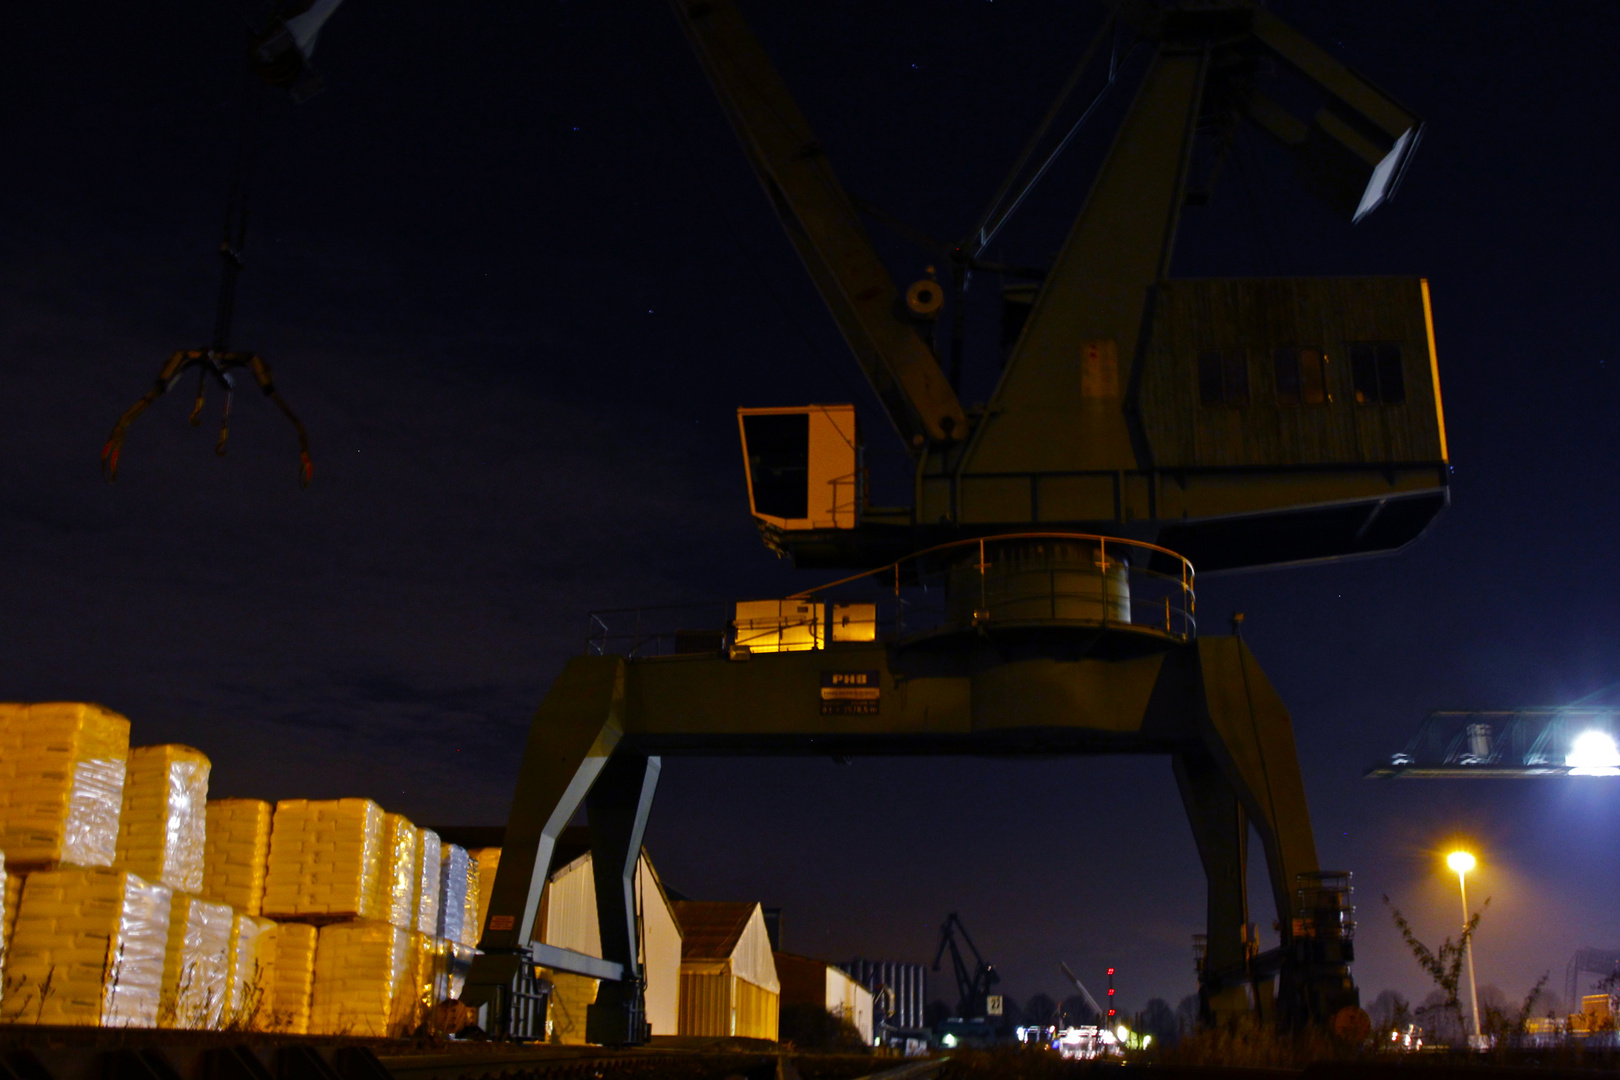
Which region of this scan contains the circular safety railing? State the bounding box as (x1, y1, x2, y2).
(787, 532, 1195, 643)
(586, 533, 1195, 658)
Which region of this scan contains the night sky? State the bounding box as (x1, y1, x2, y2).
(5, 0, 1619, 1023)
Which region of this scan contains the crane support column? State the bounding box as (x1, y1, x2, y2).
(585, 751, 661, 1044)
(1172, 750, 1253, 1025)
(466, 657, 627, 1036)
(1196, 638, 1355, 1026)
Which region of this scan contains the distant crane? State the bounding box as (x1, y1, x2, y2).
(932, 913, 1000, 1020)
(1059, 962, 1104, 1024)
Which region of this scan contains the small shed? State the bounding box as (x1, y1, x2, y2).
(672, 901, 780, 1041)
(775, 951, 874, 1043)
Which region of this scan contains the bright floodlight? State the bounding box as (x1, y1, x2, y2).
(1567, 730, 1620, 776)
(1446, 850, 1475, 874)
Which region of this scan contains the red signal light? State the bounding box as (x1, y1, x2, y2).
(1107, 968, 1115, 975)
(1107, 988, 1114, 996)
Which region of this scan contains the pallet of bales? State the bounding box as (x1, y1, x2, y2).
(202, 798, 272, 915)
(158, 893, 232, 1029)
(116, 745, 209, 894)
(0, 703, 130, 870)
(0, 703, 136, 1021)
(5, 866, 170, 1026)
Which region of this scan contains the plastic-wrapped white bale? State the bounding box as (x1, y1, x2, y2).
(467, 846, 500, 945)
(2, 866, 21, 958)
(226, 911, 275, 1027)
(116, 744, 210, 894)
(414, 829, 441, 935)
(0, 851, 7, 1002)
(460, 851, 480, 948)
(0, 702, 130, 868)
(7, 866, 172, 1026)
(435, 844, 469, 945)
(159, 893, 233, 1029)
(377, 813, 419, 930)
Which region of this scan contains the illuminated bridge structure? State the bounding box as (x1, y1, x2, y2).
(1367, 708, 1620, 778)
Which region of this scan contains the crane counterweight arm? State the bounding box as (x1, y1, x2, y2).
(670, 0, 967, 449)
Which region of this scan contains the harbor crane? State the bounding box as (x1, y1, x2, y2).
(470, 0, 1442, 1041)
(933, 913, 1001, 1021)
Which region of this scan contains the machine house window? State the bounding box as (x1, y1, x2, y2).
(1273, 347, 1329, 406)
(1197, 349, 1249, 407)
(1349, 342, 1405, 404)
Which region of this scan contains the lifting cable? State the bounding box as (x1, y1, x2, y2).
(102, 25, 314, 487)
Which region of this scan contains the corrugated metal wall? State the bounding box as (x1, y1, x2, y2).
(729, 906, 780, 993)
(1136, 277, 1445, 469)
(637, 856, 682, 1035)
(539, 853, 600, 956)
(540, 851, 684, 1037)
(824, 967, 874, 1042)
(678, 965, 731, 1037)
(841, 960, 926, 1029)
(734, 977, 779, 1041)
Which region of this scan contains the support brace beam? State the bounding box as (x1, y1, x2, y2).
(465, 658, 627, 1027)
(585, 751, 661, 1044)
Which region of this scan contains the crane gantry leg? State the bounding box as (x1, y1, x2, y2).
(584, 751, 660, 1044)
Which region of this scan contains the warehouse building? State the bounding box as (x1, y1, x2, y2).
(775, 951, 873, 1043)
(672, 901, 779, 1041)
(521, 831, 683, 1042)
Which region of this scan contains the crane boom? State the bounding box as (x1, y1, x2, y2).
(669, 0, 966, 450)
(1059, 961, 1104, 1020)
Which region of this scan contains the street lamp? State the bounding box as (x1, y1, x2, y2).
(1446, 850, 1481, 1046)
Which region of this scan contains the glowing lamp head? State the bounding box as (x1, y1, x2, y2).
(1567, 730, 1620, 776)
(1446, 850, 1475, 874)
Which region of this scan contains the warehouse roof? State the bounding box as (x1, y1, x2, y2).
(672, 901, 756, 959)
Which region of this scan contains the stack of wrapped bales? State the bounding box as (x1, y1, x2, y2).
(263, 800, 466, 1035)
(116, 745, 209, 893)
(7, 866, 171, 1026)
(114, 744, 237, 1029)
(263, 922, 319, 1033)
(307, 918, 412, 1036)
(225, 911, 276, 1023)
(414, 830, 441, 937)
(262, 799, 385, 922)
(159, 893, 233, 1028)
(467, 846, 500, 945)
(0, 703, 159, 1024)
(0, 701, 473, 1034)
(201, 799, 272, 914)
(0, 703, 129, 869)
(377, 814, 419, 930)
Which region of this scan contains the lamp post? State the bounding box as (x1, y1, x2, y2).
(1446, 850, 1481, 1046)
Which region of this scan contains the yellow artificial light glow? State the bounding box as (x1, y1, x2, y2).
(1446, 850, 1475, 874)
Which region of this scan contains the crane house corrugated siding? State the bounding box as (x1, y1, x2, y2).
(1136, 277, 1445, 470)
(673, 901, 780, 1040)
